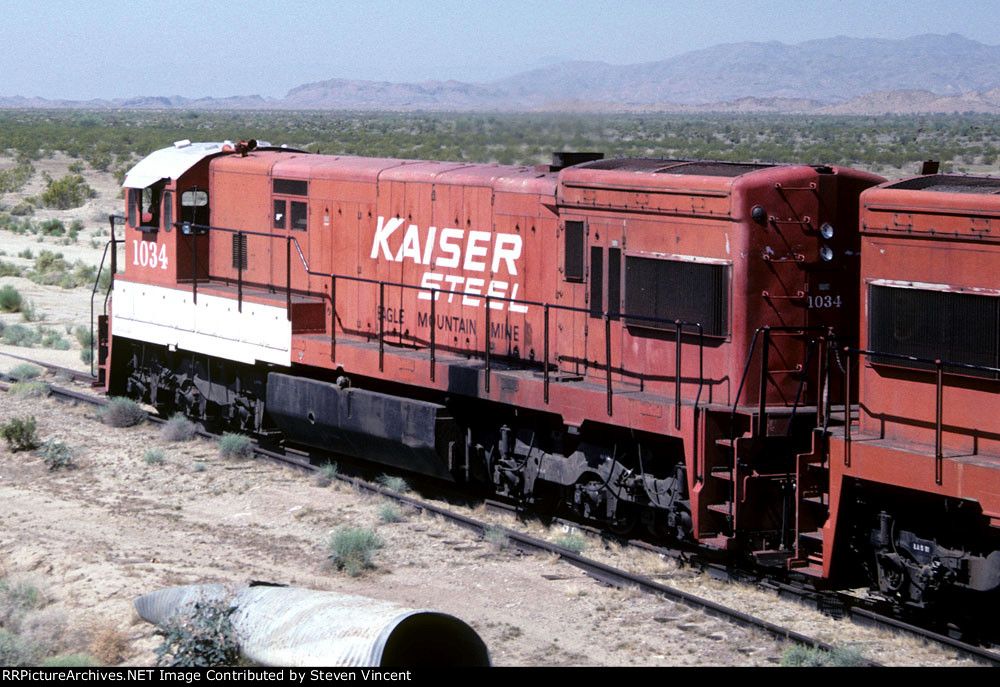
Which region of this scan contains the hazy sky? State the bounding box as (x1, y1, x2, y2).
(2, 0, 996, 99)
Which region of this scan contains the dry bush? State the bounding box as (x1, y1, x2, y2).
(328, 528, 384, 577)
(483, 526, 510, 551)
(8, 382, 50, 398)
(217, 433, 253, 459)
(0, 628, 36, 666)
(0, 576, 41, 630)
(376, 474, 410, 493)
(160, 413, 197, 442)
(88, 622, 130, 665)
(99, 398, 147, 428)
(18, 608, 73, 656)
(378, 502, 402, 523)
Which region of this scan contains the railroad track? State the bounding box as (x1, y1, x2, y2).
(3, 353, 998, 666)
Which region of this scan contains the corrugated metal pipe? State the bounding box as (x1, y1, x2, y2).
(134, 583, 491, 667)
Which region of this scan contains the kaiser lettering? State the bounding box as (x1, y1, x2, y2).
(370, 216, 527, 313)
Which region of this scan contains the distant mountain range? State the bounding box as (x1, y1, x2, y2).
(5, 34, 1000, 114)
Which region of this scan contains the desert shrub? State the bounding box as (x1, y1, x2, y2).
(193, 461, 207, 472)
(40, 174, 96, 210)
(143, 448, 166, 465)
(328, 527, 384, 577)
(99, 397, 147, 427)
(0, 163, 34, 194)
(40, 328, 69, 350)
(9, 363, 41, 379)
(69, 262, 96, 287)
(9, 382, 50, 398)
(154, 599, 240, 667)
(32, 250, 69, 275)
(39, 440, 74, 470)
(781, 644, 865, 667)
(17, 249, 32, 259)
(86, 151, 112, 173)
(376, 474, 410, 493)
(160, 413, 197, 442)
(0, 577, 40, 627)
(88, 623, 130, 665)
(0, 260, 23, 277)
(484, 526, 510, 551)
(1, 416, 39, 452)
(37, 440, 72, 469)
(2, 324, 40, 347)
(312, 473, 332, 488)
(554, 532, 588, 553)
(378, 502, 402, 523)
(80, 348, 93, 365)
(0, 284, 22, 312)
(97, 269, 112, 293)
(0, 629, 36, 667)
(27, 253, 95, 290)
(39, 219, 65, 236)
(313, 462, 338, 487)
(19, 300, 41, 322)
(217, 433, 253, 459)
(74, 326, 93, 349)
(8, 201, 33, 217)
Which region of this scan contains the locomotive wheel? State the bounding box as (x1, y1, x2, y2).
(607, 505, 640, 536)
(876, 553, 906, 594)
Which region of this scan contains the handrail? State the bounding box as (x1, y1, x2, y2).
(172, 221, 710, 420)
(730, 326, 831, 442)
(785, 336, 829, 437)
(837, 346, 1000, 486)
(89, 214, 124, 377)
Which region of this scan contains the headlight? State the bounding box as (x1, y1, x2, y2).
(820, 222, 834, 239)
(820, 245, 834, 262)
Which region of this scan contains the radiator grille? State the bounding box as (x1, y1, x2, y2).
(625, 257, 728, 336)
(869, 285, 1000, 378)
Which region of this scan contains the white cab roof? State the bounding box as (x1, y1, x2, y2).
(123, 140, 231, 189)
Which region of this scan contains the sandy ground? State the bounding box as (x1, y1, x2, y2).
(0, 156, 984, 667)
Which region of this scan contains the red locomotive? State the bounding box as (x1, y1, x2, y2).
(806, 173, 1000, 607)
(110, 139, 1000, 603)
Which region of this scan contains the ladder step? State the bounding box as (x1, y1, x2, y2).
(792, 562, 825, 578)
(803, 493, 829, 506)
(699, 534, 734, 550)
(707, 502, 733, 515)
(799, 529, 824, 543)
(710, 467, 733, 481)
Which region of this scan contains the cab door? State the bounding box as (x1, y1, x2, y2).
(270, 178, 309, 292)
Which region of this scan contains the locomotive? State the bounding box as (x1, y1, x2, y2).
(96, 138, 999, 609)
(811, 173, 1000, 608)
